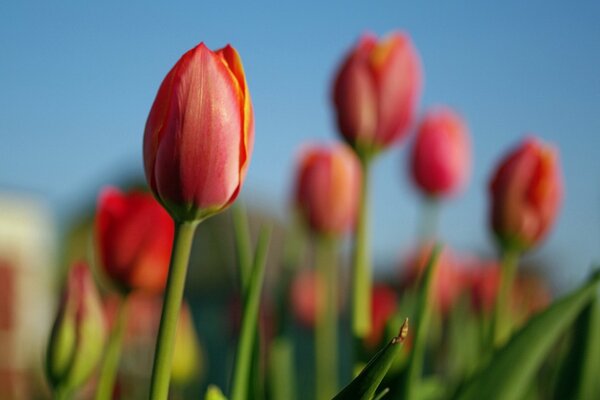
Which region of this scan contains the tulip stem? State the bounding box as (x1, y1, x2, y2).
(149, 220, 198, 400)
(95, 296, 128, 400)
(491, 248, 520, 348)
(352, 156, 372, 342)
(53, 386, 70, 400)
(315, 235, 339, 400)
(419, 196, 439, 242)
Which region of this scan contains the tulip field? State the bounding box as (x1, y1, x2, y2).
(1, 4, 599, 400)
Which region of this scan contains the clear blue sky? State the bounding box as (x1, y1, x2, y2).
(1, 1, 599, 290)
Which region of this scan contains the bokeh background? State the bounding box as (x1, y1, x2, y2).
(1, 1, 599, 398)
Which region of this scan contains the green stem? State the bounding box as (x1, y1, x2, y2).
(149, 221, 198, 400)
(315, 235, 339, 400)
(231, 226, 271, 400)
(352, 157, 372, 340)
(492, 248, 520, 348)
(95, 296, 128, 400)
(418, 196, 439, 242)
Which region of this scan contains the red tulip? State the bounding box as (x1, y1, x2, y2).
(143, 43, 254, 222)
(294, 143, 361, 236)
(489, 137, 563, 252)
(410, 107, 470, 197)
(95, 187, 174, 294)
(290, 269, 324, 328)
(403, 245, 468, 315)
(332, 32, 422, 157)
(364, 284, 398, 349)
(467, 261, 501, 314)
(46, 262, 106, 393)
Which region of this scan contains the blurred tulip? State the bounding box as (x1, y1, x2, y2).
(290, 269, 324, 328)
(171, 304, 203, 387)
(294, 143, 361, 236)
(332, 32, 422, 157)
(46, 262, 106, 395)
(364, 284, 398, 349)
(143, 42, 254, 222)
(511, 272, 552, 323)
(467, 262, 501, 314)
(403, 245, 467, 315)
(489, 137, 563, 252)
(96, 187, 174, 294)
(410, 107, 471, 197)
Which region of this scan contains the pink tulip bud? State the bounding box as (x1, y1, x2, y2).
(95, 187, 174, 294)
(290, 269, 324, 328)
(364, 284, 398, 349)
(332, 32, 422, 158)
(410, 107, 471, 197)
(46, 262, 106, 394)
(489, 137, 563, 252)
(143, 43, 254, 222)
(294, 143, 361, 236)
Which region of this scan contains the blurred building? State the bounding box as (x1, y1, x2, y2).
(0, 193, 56, 399)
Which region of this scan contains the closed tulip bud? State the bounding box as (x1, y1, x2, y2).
(46, 262, 106, 395)
(332, 32, 422, 158)
(364, 284, 398, 349)
(489, 137, 563, 252)
(294, 143, 361, 236)
(171, 304, 203, 386)
(410, 107, 471, 197)
(143, 43, 254, 222)
(95, 187, 174, 294)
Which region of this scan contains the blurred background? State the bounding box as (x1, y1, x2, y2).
(1, 1, 599, 398)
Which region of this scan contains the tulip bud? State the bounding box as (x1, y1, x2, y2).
(489, 137, 563, 252)
(294, 143, 361, 236)
(410, 107, 470, 197)
(95, 187, 174, 294)
(171, 303, 203, 386)
(290, 268, 324, 328)
(46, 262, 106, 395)
(364, 284, 398, 349)
(332, 32, 422, 158)
(143, 43, 254, 222)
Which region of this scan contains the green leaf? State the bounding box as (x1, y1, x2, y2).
(232, 203, 253, 291)
(454, 271, 600, 400)
(333, 318, 409, 400)
(230, 226, 271, 400)
(554, 290, 600, 399)
(403, 244, 443, 399)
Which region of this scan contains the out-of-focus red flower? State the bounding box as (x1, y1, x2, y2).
(46, 262, 106, 393)
(96, 187, 174, 294)
(143, 43, 254, 222)
(410, 107, 470, 197)
(466, 261, 501, 314)
(402, 245, 468, 315)
(489, 137, 563, 252)
(289, 269, 324, 328)
(511, 271, 552, 323)
(466, 260, 551, 321)
(332, 32, 422, 157)
(294, 143, 361, 236)
(364, 284, 398, 349)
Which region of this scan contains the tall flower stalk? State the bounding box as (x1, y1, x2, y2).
(143, 42, 254, 399)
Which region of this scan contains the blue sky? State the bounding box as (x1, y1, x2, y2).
(1, 1, 599, 290)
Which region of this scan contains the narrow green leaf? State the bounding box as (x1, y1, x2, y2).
(333, 318, 409, 400)
(230, 226, 271, 400)
(404, 244, 443, 399)
(232, 203, 253, 290)
(454, 271, 600, 400)
(555, 291, 600, 399)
